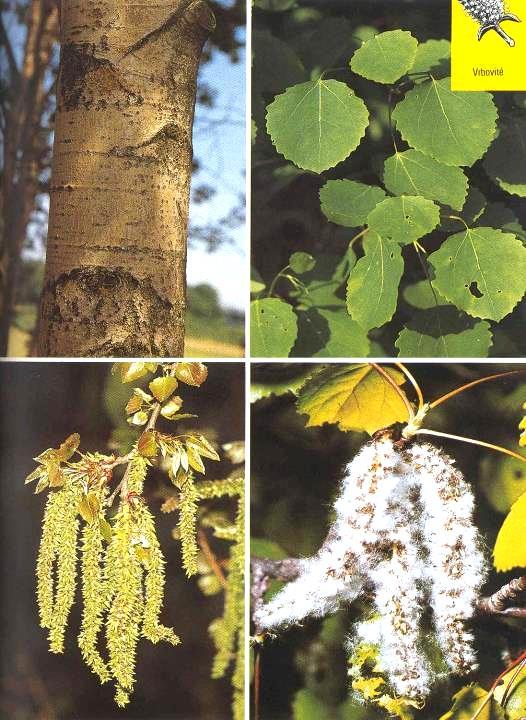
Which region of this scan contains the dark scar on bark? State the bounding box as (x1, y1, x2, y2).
(121, 0, 215, 59)
(60, 42, 114, 109)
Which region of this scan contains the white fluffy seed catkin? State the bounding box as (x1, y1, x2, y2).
(255, 437, 487, 701)
(409, 443, 486, 675)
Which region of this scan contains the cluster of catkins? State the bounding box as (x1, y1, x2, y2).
(254, 437, 487, 701)
(37, 455, 178, 707)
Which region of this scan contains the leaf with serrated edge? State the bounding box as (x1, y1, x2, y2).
(251, 298, 298, 357)
(320, 180, 386, 227)
(383, 150, 468, 211)
(393, 77, 497, 167)
(297, 364, 410, 435)
(174, 362, 208, 387)
(350, 30, 418, 84)
(367, 195, 440, 246)
(347, 232, 404, 330)
(266, 78, 369, 173)
(395, 320, 492, 358)
(428, 227, 526, 321)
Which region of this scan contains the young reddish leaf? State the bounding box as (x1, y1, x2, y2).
(57, 433, 80, 461)
(174, 362, 208, 386)
(137, 430, 158, 458)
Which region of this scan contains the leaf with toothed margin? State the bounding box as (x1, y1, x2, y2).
(266, 79, 369, 173)
(392, 77, 497, 167)
(296, 363, 410, 435)
(350, 30, 418, 85)
(383, 150, 468, 211)
(428, 227, 526, 321)
(346, 232, 404, 330)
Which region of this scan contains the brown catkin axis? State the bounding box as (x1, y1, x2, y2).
(37, 0, 215, 357)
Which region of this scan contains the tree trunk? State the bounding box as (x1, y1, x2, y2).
(0, 0, 58, 355)
(37, 0, 215, 357)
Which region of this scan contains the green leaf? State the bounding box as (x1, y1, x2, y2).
(350, 30, 418, 84)
(251, 298, 298, 357)
(383, 150, 468, 211)
(395, 308, 492, 357)
(253, 30, 306, 94)
(347, 232, 404, 330)
(403, 280, 448, 309)
(367, 195, 440, 246)
(251, 267, 266, 295)
(291, 307, 370, 357)
(392, 78, 497, 166)
(251, 538, 288, 559)
(297, 363, 410, 435)
(484, 116, 526, 197)
(428, 227, 526, 321)
(319, 179, 386, 227)
(266, 78, 369, 173)
(411, 39, 451, 77)
(250, 368, 314, 403)
(494, 490, 526, 572)
(289, 251, 316, 274)
(439, 684, 506, 720)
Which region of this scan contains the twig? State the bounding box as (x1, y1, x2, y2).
(198, 528, 227, 589)
(477, 576, 526, 617)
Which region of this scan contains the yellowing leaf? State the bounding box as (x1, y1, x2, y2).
(520, 402, 526, 447)
(78, 493, 100, 524)
(99, 517, 113, 542)
(149, 376, 178, 402)
(494, 490, 526, 571)
(174, 362, 208, 386)
(57, 433, 80, 461)
(137, 430, 158, 458)
(186, 445, 205, 474)
(160, 396, 184, 419)
(128, 411, 149, 426)
(118, 362, 149, 383)
(439, 684, 505, 720)
(297, 364, 410, 435)
(187, 435, 220, 461)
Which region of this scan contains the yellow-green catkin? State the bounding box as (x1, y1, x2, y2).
(38, 483, 82, 653)
(135, 501, 180, 646)
(126, 453, 149, 495)
(78, 492, 110, 683)
(104, 503, 143, 707)
(211, 488, 244, 680)
(37, 489, 68, 629)
(178, 473, 200, 576)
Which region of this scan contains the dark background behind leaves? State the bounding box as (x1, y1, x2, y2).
(252, 0, 526, 358)
(0, 361, 244, 720)
(251, 363, 526, 719)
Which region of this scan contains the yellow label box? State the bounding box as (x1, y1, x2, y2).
(451, 0, 526, 90)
